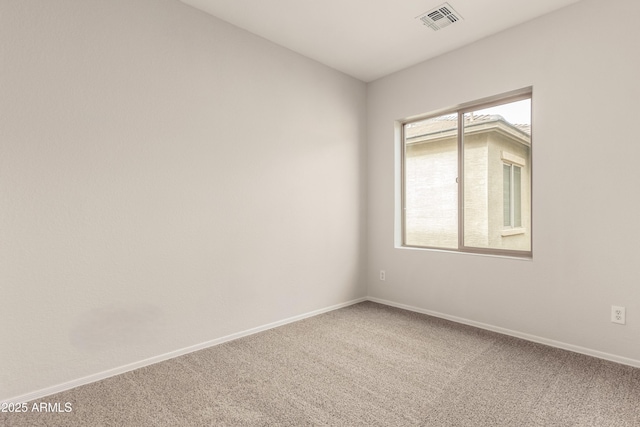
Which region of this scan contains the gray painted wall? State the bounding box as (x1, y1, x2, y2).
(367, 0, 640, 361)
(0, 0, 367, 400)
(3, 0, 639, 403)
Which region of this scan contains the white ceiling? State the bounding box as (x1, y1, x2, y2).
(179, 0, 582, 82)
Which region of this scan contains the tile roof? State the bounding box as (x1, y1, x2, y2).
(406, 114, 531, 140)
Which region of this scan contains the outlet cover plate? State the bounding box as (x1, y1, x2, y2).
(611, 306, 626, 324)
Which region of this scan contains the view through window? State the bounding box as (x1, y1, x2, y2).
(403, 92, 532, 257)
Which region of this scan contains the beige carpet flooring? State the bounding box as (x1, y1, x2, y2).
(2, 301, 640, 426)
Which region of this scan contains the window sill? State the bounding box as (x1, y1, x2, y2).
(398, 244, 532, 260)
(501, 228, 525, 237)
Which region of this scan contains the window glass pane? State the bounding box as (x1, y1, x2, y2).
(503, 164, 511, 227)
(462, 98, 531, 252)
(404, 114, 458, 249)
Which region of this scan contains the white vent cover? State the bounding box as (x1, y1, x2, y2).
(416, 3, 463, 31)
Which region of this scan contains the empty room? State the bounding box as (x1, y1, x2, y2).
(1, 0, 639, 425)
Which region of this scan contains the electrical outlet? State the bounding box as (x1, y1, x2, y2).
(611, 306, 626, 325)
(379, 270, 386, 281)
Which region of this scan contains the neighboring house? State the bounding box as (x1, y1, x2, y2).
(404, 114, 531, 251)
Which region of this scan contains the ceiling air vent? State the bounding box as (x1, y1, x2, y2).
(416, 3, 463, 31)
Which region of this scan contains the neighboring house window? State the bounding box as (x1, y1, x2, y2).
(503, 163, 522, 228)
(402, 89, 532, 257)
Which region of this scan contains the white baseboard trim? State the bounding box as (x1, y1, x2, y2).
(3, 297, 367, 404)
(367, 297, 640, 369)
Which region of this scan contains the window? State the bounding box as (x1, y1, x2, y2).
(503, 163, 522, 229)
(402, 90, 532, 257)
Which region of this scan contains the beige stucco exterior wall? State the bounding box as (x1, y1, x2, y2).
(405, 136, 458, 248)
(463, 134, 489, 248)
